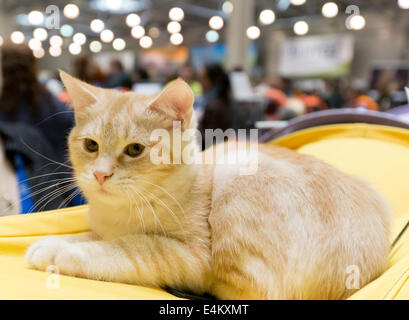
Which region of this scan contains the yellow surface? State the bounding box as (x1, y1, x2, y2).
(0, 123, 409, 299)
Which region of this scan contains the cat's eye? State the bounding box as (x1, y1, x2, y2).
(124, 143, 145, 158)
(84, 139, 99, 153)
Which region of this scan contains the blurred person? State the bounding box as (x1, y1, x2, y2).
(178, 65, 202, 97)
(0, 43, 74, 164)
(354, 93, 380, 111)
(323, 80, 346, 109)
(298, 91, 328, 113)
(106, 60, 132, 89)
(132, 66, 163, 95)
(0, 121, 70, 215)
(197, 64, 233, 149)
(0, 45, 75, 215)
(74, 55, 105, 87)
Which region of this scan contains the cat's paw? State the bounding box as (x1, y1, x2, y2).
(54, 244, 87, 277)
(25, 237, 69, 271)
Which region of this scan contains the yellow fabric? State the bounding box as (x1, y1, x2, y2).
(0, 206, 178, 299)
(0, 123, 408, 299)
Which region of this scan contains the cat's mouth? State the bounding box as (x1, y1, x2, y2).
(98, 187, 113, 195)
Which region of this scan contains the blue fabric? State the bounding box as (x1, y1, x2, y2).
(15, 154, 35, 214)
(71, 191, 87, 206)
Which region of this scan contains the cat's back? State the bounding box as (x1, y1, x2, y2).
(207, 141, 391, 299)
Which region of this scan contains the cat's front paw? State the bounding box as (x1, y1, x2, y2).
(25, 237, 69, 271)
(54, 244, 87, 277)
(26, 237, 88, 277)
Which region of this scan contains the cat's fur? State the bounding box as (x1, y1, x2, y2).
(25, 71, 391, 299)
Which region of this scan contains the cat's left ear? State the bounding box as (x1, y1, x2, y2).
(149, 78, 194, 127)
(59, 70, 101, 120)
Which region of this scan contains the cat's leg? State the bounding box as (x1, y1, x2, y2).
(25, 234, 211, 293)
(24, 233, 98, 270)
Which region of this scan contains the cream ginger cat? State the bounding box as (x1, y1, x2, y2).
(25, 71, 391, 299)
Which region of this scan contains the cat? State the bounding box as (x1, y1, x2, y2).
(25, 71, 391, 299)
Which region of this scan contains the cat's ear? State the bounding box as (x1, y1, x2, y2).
(59, 70, 100, 118)
(149, 78, 194, 126)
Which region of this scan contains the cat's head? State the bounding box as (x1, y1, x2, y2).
(60, 70, 196, 203)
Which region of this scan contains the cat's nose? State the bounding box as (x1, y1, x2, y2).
(93, 171, 113, 185)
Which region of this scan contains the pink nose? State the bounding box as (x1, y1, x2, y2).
(93, 171, 113, 185)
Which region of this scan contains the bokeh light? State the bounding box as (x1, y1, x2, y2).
(169, 7, 184, 21)
(63, 4, 80, 19)
(259, 9, 275, 25)
(90, 19, 105, 33)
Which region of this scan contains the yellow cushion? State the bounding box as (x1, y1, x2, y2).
(0, 123, 408, 299)
(0, 206, 179, 299)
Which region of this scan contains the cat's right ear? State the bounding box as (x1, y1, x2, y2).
(59, 70, 100, 121)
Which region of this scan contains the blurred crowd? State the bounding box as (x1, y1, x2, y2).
(0, 42, 408, 215)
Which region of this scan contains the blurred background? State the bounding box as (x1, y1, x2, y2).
(0, 0, 408, 215)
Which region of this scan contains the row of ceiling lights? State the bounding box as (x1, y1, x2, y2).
(1, 0, 408, 58)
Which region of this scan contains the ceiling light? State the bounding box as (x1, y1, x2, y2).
(398, 0, 409, 9)
(28, 10, 44, 25)
(28, 38, 42, 51)
(170, 33, 183, 45)
(293, 20, 309, 35)
(290, 0, 306, 5)
(209, 16, 224, 30)
(246, 26, 261, 40)
(90, 19, 105, 33)
(167, 21, 181, 34)
(222, 1, 234, 14)
(148, 27, 160, 38)
(33, 28, 48, 41)
(206, 30, 219, 43)
(33, 47, 45, 58)
(139, 36, 153, 49)
(89, 40, 102, 53)
(10, 31, 25, 44)
(49, 35, 63, 47)
(73, 32, 86, 45)
(169, 7, 184, 21)
(322, 2, 339, 18)
(259, 9, 275, 25)
(60, 24, 74, 37)
(100, 29, 114, 42)
(106, 0, 122, 11)
(49, 46, 62, 57)
(126, 13, 141, 27)
(113, 38, 126, 51)
(131, 25, 145, 39)
(69, 42, 82, 55)
(349, 15, 366, 30)
(63, 4, 80, 19)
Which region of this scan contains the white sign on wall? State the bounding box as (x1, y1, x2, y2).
(278, 34, 354, 77)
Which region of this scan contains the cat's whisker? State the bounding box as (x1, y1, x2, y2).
(128, 189, 146, 234)
(20, 139, 74, 170)
(5, 179, 75, 213)
(37, 184, 78, 212)
(32, 183, 77, 213)
(143, 189, 186, 239)
(16, 171, 73, 185)
(137, 179, 186, 218)
(58, 189, 82, 209)
(125, 190, 133, 226)
(33, 183, 77, 212)
(30, 177, 76, 191)
(136, 189, 167, 237)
